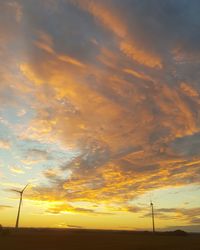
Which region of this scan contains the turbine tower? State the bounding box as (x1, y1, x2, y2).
(150, 200, 155, 233)
(11, 184, 29, 229)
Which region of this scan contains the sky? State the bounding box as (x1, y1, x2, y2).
(0, 0, 200, 232)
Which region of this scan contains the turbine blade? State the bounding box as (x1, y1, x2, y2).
(21, 184, 29, 193)
(9, 189, 21, 193)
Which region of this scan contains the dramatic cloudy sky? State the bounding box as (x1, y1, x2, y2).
(0, 0, 200, 231)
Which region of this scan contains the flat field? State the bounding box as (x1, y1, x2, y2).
(0, 229, 200, 250)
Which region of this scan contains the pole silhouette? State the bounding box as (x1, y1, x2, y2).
(11, 184, 29, 229)
(150, 201, 155, 233)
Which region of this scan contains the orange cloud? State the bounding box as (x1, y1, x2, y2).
(180, 82, 199, 97)
(19, 49, 200, 207)
(0, 139, 11, 149)
(34, 30, 85, 68)
(46, 202, 111, 215)
(120, 42, 162, 69)
(123, 68, 153, 82)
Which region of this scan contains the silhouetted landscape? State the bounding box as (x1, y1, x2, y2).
(1, 228, 200, 250)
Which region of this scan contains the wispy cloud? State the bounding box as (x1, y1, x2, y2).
(46, 202, 113, 215)
(10, 166, 25, 174)
(143, 207, 200, 225)
(0, 204, 13, 210)
(0, 139, 11, 149)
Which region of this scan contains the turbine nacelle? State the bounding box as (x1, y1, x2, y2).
(10, 184, 29, 194)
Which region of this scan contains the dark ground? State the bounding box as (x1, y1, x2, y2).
(0, 229, 200, 250)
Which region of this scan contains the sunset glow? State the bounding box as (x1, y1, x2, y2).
(0, 0, 200, 232)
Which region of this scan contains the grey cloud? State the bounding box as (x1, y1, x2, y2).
(22, 148, 51, 163)
(21, 0, 113, 66)
(126, 206, 143, 213)
(143, 207, 200, 225)
(112, 0, 200, 55)
(171, 133, 200, 157)
(190, 218, 200, 224)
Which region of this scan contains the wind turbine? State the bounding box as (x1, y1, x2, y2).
(150, 200, 155, 233)
(11, 184, 29, 229)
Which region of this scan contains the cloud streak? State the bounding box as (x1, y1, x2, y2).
(143, 207, 200, 225)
